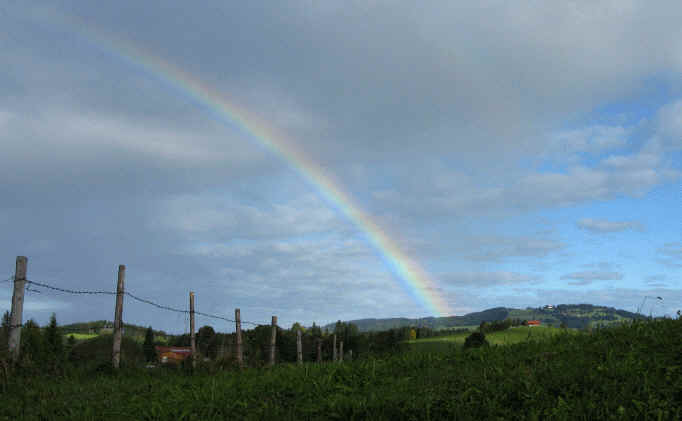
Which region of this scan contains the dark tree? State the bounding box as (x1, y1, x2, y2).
(44, 313, 63, 359)
(463, 331, 489, 349)
(0, 310, 10, 351)
(197, 325, 216, 359)
(21, 319, 45, 364)
(143, 326, 155, 362)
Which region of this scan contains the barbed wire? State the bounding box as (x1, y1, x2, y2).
(6, 278, 268, 328)
(124, 291, 262, 326)
(1, 276, 13, 283)
(25, 279, 117, 295)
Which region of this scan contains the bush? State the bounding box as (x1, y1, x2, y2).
(69, 334, 145, 368)
(463, 332, 489, 349)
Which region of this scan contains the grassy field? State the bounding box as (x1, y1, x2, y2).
(407, 325, 575, 353)
(64, 333, 99, 341)
(2, 318, 680, 420)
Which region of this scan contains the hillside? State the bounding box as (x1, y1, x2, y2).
(60, 320, 169, 341)
(326, 304, 646, 332)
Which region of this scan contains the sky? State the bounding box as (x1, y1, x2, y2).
(1, 1, 681, 334)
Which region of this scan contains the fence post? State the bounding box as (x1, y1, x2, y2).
(235, 308, 243, 368)
(339, 340, 344, 363)
(332, 334, 337, 362)
(269, 316, 277, 367)
(112, 264, 125, 369)
(296, 328, 302, 365)
(8, 256, 27, 364)
(190, 291, 196, 368)
(349, 349, 352, 361)
(316, 339, 322, 363)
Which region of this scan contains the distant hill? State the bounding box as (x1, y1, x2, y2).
(60, 320, 169, 340)
(325, 304, 646, 332)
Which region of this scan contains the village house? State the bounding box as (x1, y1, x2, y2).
(527, 320, 541, 326)
(155, 346, 192, 365)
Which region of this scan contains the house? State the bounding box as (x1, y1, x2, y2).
(543, 305, 554, 310)
(155, 346, 192, 365)
(527, 320, 541, 326)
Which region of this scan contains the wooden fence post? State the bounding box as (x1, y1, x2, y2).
(190, 291, 196, 368)
(349, 349, 352, 361)
(269, 316, 277, 367)
(235, 308, 243, 368)
(112, 264, 125, 369)
(339, 341, 344, 363)
(8, 256, 27, 364)
(332, 334, 337, 362)
(296, 328, 302, 365)
(316, 339, 322, 363)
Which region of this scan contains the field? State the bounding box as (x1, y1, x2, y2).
(2, 318, 680, 420)
(407, 326, 575, 353)
(64, 333, 99, 341)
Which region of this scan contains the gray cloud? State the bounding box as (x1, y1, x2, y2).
(656, 242, 682, 268)
(560, 271, 624, 284)
(1, 1, 681, 330)
(577, 218, 644, 233)
(440, 271, 538, 288)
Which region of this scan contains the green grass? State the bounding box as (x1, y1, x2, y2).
(407, 326, 575, 353)
(2, 319, 680, 420)
(64, 333, 98, 341)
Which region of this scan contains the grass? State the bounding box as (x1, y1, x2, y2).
(407, 325, 575, 353)
(2, 318, 680, 420)
(64, 333, 98, 341)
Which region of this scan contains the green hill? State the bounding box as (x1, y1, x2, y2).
(327, 304, 645, 332)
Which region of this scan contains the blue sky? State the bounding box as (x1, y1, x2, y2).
(1, 1, 680, 333)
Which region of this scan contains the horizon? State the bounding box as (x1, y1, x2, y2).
(2, 2, 681, 333)
(8, 299, 659, 335)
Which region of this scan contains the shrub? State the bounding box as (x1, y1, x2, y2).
(463, 332, 489, 349)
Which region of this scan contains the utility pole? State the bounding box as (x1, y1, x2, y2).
(8, 256, 27, 364)
(112, 265, 125, 369)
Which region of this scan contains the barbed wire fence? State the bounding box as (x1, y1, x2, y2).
(2, 258, 337, 368)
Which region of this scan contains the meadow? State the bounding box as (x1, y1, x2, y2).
(1, 318, 680, 420)
(407, 325, 576, 353)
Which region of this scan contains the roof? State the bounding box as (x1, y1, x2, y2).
(155, 346, 192, 354)
(527, 320, 541, 325)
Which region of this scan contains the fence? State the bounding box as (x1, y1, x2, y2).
(3, 256, 348, 371)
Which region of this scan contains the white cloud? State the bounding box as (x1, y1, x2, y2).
(560, 271, 624, 283)
(577, 218, 644, 233)
(441, 271, 538, 287)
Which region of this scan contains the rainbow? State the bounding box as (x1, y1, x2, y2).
(62, 15, 452, 316)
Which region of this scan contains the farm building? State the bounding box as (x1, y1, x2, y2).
(155, 346, 192, 364)
(527, 320, 541, 326)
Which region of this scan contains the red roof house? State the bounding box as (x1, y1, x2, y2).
(155, 346, 192, 365)
(527, 320, 541, 326)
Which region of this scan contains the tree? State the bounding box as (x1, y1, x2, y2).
(143, 326, 155, 362)
(197, 325, 216, 359)
(21, 319, 45, 364)
(44, 313, 63, 360)
(0, 310, 10, 352)
(463, 331, 489, 349)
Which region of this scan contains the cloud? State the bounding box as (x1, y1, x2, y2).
(440, 271, 538, 288)
(577, 218, 644, 233)
(459, 236, 565, 262)
(560, 271, 624, 285)
(656, 242, 682, 267)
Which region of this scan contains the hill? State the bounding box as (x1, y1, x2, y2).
(60, 320, 169, 342)
(326, 304, 645, 332)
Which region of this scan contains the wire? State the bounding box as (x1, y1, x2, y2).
(4, 278, 270, 327)
(25, 279, 117, 295)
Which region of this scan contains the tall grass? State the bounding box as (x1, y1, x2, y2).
(1, 318, 680, 420)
